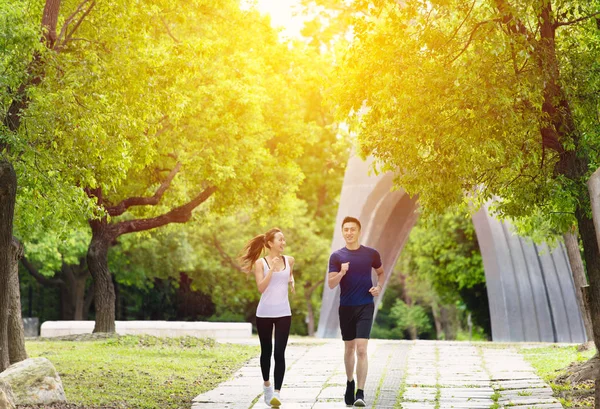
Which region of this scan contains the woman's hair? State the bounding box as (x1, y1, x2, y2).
(239, 228, 282, 272)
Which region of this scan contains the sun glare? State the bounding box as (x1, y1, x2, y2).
(253, 0, 305, 38)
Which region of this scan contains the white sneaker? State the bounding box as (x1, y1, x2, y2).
(263, 385, 274, 406)
(270, 391, 282, 407)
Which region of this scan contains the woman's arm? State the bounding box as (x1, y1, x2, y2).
(254, 258, 274, 294)
(288, 256, 295, 294)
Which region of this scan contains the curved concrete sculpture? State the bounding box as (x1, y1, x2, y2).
(317, 155, 586, 342)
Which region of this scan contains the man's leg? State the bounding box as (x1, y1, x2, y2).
(344, 339, 356, 381)
(355, 338, 369, 389)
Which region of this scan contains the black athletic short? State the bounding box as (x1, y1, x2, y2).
(338, 303, 375, 341)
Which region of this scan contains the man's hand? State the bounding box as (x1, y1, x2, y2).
(369, 285, 382, 297)
(341, 262, 350, 274)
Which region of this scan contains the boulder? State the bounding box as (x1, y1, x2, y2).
(0, 358, 66, 405)
(0, 379, 15, 409)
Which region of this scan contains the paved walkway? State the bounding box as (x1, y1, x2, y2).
(192, 339, 562, 409)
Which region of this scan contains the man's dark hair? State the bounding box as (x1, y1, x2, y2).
(342, 216, 361, 230)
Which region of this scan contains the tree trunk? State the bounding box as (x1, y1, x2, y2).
(565, 354, 599, 384)
(564, 231, 594, 344)
(431, 300, 443, 340)
(0, 161, 17, 372)
(87, 219, 116, 333)
(588, 168, 600, 256)
(62, 263, 89, 320)
(575, 205, 600, 379)
(8, 238, 27, 364)
(83, 282, 95, 320)
(73, 272, 89, 320)
(304, 280, 323, 337)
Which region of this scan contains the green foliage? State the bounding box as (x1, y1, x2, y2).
(331, 0, 600, 238)
(403, 209, 485, 304)
(25, 335, 258, 409)
(389, 299, 432, 335)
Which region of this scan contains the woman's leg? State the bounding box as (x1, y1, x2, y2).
(273, 316, 292, 391)
(256, 317, 274, 385)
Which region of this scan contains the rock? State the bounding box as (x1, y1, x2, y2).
(0, 379, 15, 409)
(0, 357, 66, 405)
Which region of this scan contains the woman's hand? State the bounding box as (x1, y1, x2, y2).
(270, 256, 283, 271)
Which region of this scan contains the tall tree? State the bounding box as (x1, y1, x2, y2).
(0, 0, 62, 372)
(333, 0, 600, 400)
(11, 0, 326, 332)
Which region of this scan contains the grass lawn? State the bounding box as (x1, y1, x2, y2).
(520, 344, 596, 408)
(22, 335, 259, 409)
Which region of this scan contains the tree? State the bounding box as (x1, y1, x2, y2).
(0, 0, 61, 372)
(334, 0, 600, 400)
(389, 299, 432, 340)
(12, 0, 328, 333)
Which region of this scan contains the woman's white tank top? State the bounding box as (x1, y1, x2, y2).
(256, 255, 292, 318)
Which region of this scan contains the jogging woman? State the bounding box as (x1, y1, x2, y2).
(240, 228, 295, 407)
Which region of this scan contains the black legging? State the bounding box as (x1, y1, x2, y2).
(256, 315, 291, 391)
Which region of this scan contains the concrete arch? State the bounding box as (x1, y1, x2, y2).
(316, 156, 586, 342)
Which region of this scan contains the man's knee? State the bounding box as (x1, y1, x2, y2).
(344, 340, 356, 356)
(356, 340, 368, 358)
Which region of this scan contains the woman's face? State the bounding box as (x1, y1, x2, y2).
(269, 232, 286, 253)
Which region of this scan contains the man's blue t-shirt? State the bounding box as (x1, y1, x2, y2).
(328, 245, 382, 306)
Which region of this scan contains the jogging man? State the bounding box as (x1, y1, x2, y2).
(328, 216, 385, 407)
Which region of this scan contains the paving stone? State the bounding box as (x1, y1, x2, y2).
(404, 387, 437, 401)
(438, 404, 492, 409)
(312, 401, 352, 409)
(498, 396, 559, 405)
(498, 405, 562, 409)
(438, 380, 492, 387)
(439, 388, 494, 398)
(194, 386, 258, 403)
(192, 402, 250, 409)
(499, 387, 554, 399)
(278, 387, 323, 402)
(318, 386, 344, 399)
(492, 380, 547, 390)
(438, 398, 494, 405)
(400, 402, 436, 409)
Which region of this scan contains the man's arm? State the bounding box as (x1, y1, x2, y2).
(375, 266, 384, 289)
(328, 262, 349, 289)
(369, 266, 385, 296)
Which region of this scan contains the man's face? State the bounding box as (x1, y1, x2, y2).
(342, 222, 360, 245)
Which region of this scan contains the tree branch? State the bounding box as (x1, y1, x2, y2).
(555, 10, 600, 28)
(160, 16, 180, 43)
(441, 0, 477, 50)
(114, 185, 217, 237)
(21, 257, 63, 287)
(106, 162, 182, 217)
(2, 0, 62, 136)
(447, 19, 502, 65)
(57, 0, 96, 49)
(212, 234, 244, 273)
(304, 279, 324, 296)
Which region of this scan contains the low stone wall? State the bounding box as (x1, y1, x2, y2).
(40, 321, 252, 338)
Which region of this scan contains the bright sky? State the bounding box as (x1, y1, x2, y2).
(254, 0, 305, 39)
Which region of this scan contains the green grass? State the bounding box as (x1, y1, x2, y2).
(519, 345, 596, 382)
(25, 335, 259, 409)
(520, 344, 596, 408)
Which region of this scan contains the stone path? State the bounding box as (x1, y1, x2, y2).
(192, 340, 562, 409)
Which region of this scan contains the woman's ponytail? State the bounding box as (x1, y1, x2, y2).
(239, 228, 282, 273)
(239, 234, 267, 273)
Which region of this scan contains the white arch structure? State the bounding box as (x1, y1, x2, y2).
(317, 155, 586, 342)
